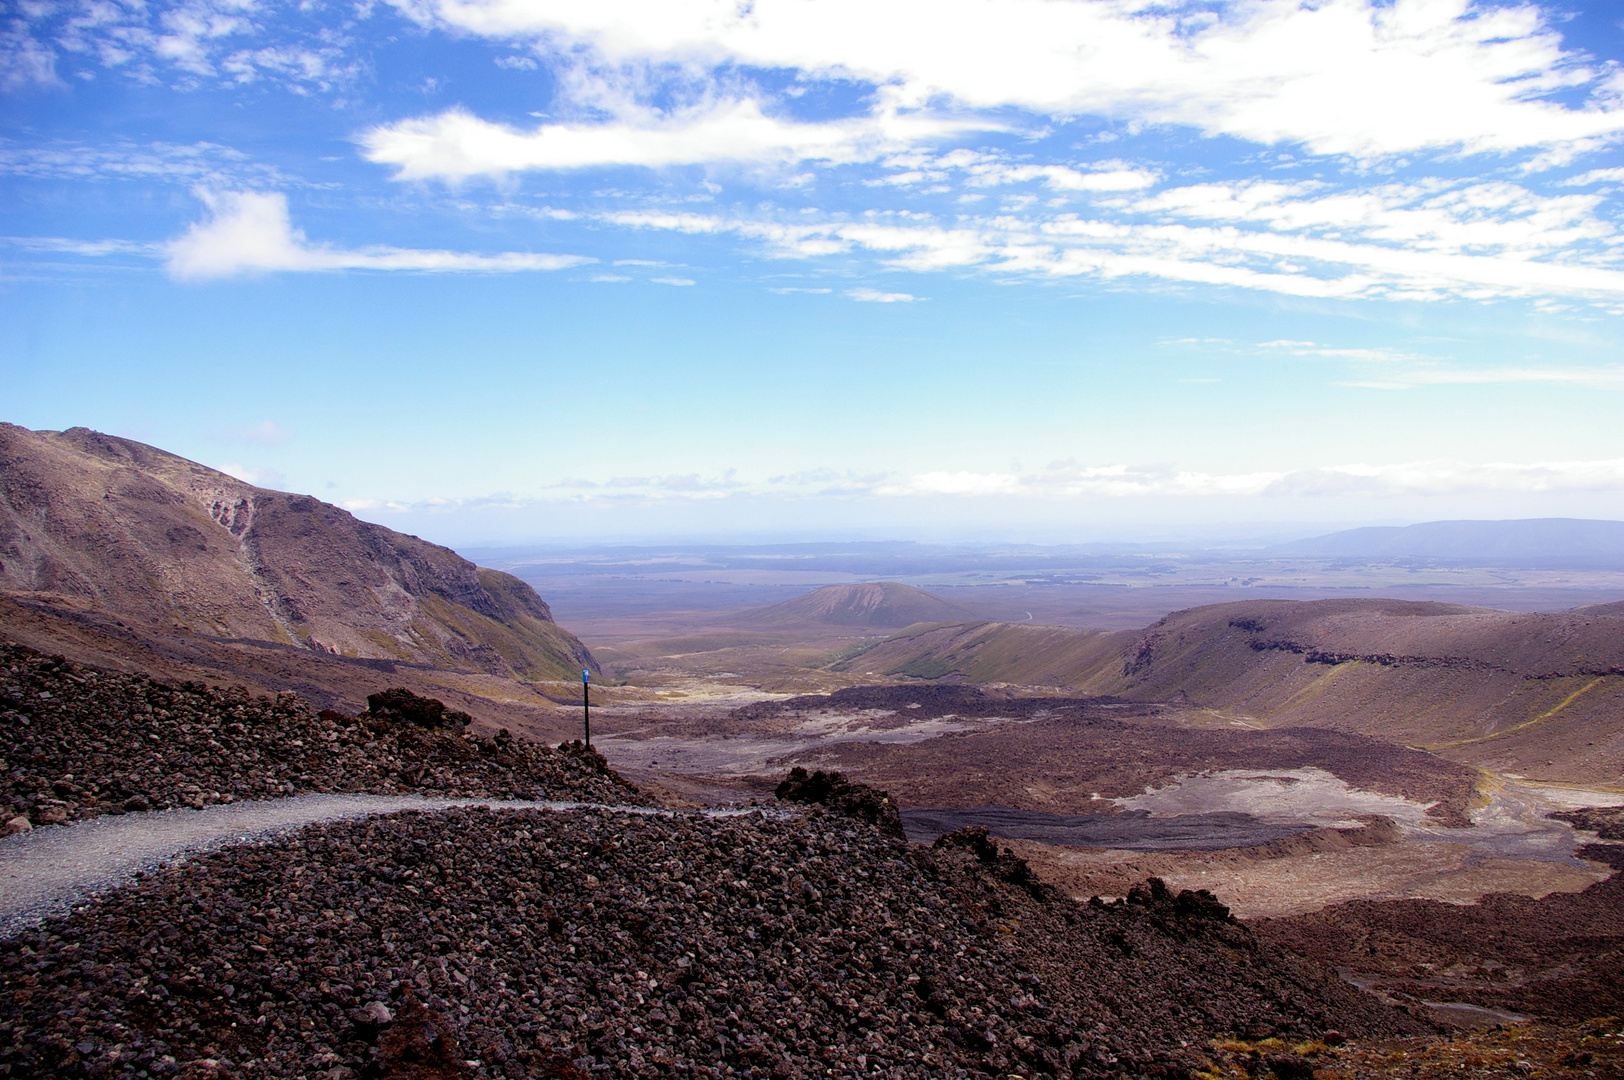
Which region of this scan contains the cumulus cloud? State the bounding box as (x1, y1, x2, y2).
(164, 190, 593, 279)
(390, 0, 1624, 160)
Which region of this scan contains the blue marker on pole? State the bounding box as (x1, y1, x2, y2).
(581, 668, 591, 751)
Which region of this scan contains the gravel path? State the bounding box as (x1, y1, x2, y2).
(0, 794, 772, 937)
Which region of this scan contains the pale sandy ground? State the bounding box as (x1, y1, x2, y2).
(1011, 771, 1624, 917)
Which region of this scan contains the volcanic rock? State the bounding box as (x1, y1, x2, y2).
(366, 688, 472, 730)
(0, 803, 1423, 1079)
(0, 640, 645, 826)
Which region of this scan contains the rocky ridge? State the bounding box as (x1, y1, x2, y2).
(0, 798, 1424, 1080)
(0, 641, 643, 831)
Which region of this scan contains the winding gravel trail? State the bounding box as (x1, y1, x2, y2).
(0, 794, 776, 936)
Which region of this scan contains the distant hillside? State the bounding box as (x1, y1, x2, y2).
(833, 620, 1118, 682)
(742, 582, 980, 628)
(0, 424, 595, 682)
(837, 597, 1624, 785)
(1269, 518, 1624, 568)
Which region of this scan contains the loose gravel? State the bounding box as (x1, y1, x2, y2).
(1, 803, 1424, 1080)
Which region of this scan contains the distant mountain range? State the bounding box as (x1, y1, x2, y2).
(0, 424, 595, 683)
(1270, 518, 1624, 568)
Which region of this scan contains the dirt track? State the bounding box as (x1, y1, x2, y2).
(0, 796, 556, 935)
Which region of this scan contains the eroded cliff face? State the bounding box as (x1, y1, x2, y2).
(0, 424, 595, 681)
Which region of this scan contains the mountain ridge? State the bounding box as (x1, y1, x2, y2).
(0, 424, 595, 682)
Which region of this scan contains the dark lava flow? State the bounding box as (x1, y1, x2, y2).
(902, 806, 1313, 850)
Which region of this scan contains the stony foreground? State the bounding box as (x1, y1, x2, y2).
(0, 804, 1422, 1080)
(0, 641, 643, 830)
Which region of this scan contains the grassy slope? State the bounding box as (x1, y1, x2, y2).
(829, 600, 1624, 784)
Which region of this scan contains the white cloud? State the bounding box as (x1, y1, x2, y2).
(651, 276, 695, 285)
(392, 0, 1624, 161)
(362, 97, 993, 180)
(1562, 168, 1624, 187)
(878, 470, 1022, 496)
(2, 235, 157, 257)
(0, 140, 288, 186)
(848, 287, 917, 302)
(164, 190, 593, 279)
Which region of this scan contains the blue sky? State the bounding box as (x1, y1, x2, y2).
(5, 0, 1624, 545)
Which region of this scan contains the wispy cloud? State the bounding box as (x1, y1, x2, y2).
(848, 287, 917, 302)
(588, 177, 1624, 303)
(361, 97, 994, 180)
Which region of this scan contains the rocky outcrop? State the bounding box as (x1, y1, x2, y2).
(366, 687, 472, 730)
(774, 766, 906, 839)
(0, 424, 595, 682)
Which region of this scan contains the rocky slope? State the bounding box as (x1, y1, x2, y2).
(0, 796, 1425, 1080)
(836, 598, 1624, 784)
(0, 424, 594, 682)
(1, 641, 642, 830)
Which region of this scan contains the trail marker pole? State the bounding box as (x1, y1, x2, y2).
(582, 668, 591, 751)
